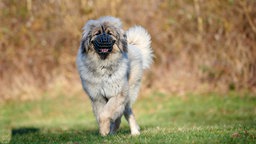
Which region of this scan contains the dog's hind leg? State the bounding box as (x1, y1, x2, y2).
(109, 116, 122, 134)
(124, 105, 140, 135)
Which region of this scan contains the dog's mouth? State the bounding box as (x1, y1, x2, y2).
(98, 48, 111, 53)
(95, 47, 113, 54)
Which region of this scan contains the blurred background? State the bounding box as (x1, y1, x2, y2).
(0, 0, 256, 101)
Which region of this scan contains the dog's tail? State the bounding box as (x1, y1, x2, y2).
(126, 26, 153, 69)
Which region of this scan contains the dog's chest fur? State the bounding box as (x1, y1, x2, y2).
(78, 53, 129, 100)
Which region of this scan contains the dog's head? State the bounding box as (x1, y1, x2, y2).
(81, 16, 127, 60)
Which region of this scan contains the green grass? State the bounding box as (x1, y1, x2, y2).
(1, 91, 256, 144)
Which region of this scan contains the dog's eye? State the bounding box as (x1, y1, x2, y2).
(107, 31, 113, 35)
(95, 31, 101, 35)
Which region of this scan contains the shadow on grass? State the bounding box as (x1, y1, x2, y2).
(11, 127, 40, 136)
(9, 127, 132, 144)
(9, 127, 97, 144)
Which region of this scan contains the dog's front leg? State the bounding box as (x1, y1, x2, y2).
(99, 89, 128, 136)
(91, 97, 108, 135)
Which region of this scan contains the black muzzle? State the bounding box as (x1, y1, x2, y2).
(92, 33, 115, 54)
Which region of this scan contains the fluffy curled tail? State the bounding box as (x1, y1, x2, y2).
(126, 26, 153, 69)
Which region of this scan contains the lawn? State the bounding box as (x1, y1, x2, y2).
(0, 91, 256, 144)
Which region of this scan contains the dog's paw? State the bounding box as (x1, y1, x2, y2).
(99, 123, 110, 136)
(130, 124, 140, 136)
(131, 129, 140, 136)
(99, 129, 109, 136)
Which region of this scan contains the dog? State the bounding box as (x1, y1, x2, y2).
(76, 16, 153, 136)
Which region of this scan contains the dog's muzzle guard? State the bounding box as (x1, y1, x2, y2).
(92, 33, 115, 59)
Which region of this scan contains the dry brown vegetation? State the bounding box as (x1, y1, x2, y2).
(0, 0, 256, 100)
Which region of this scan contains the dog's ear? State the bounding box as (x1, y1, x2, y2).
(121, 34, 128, 52)
(82, 20, 96, 37)
(80, 39, 86, 53)
(118, 29, 128, 52)
(81, 33, 93, 54)
(81, 20, 97, 54)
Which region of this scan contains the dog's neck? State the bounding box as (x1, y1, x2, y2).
(83, 52, 128, 74)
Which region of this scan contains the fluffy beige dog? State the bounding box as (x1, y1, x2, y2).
(76, 16, 153, 136)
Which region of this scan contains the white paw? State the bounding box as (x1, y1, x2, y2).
(131, 129, 140, 136)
